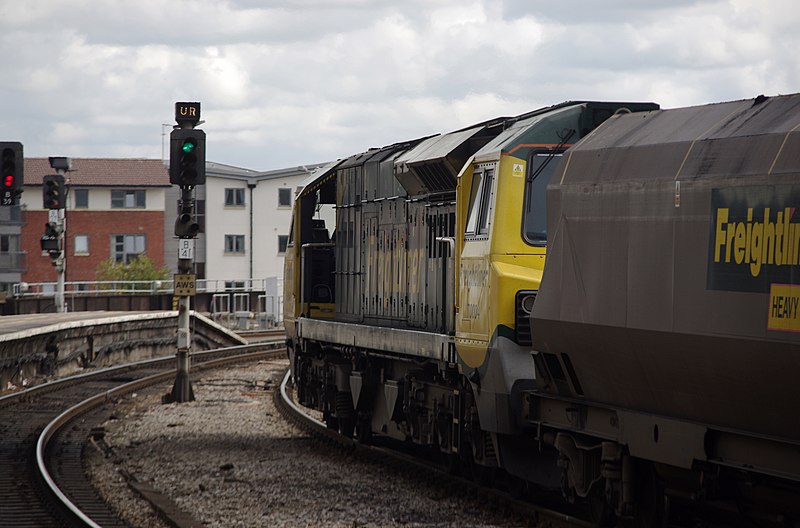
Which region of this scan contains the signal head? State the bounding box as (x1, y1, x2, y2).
(42, 174, 65, 210)
(169, 129, 206, 186)
(0, 142, 23, 206)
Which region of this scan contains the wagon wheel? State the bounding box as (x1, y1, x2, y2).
(588, 481, 615, 527)
(632, 462, 668, 528)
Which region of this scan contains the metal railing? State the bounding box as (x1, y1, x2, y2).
(11, 277, 284, 328)
(12, 277, 279, 297)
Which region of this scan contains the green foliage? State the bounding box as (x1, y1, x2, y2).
(96, 256, 171, 290)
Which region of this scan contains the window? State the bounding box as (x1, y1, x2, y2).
(111, 189, 146, 208)
(465, 167, 494, 237)
(0, 234, 19, 253)
(0, 235, 21, 269)
(74, 189, 89, 209)
(278, 187, 292, 207)
(225, 188, 245, 206)
(111, 234, 146, 263)
(225, 234, 245, 254)
(278, 234, 289, 254)
(522, 152, 563, 245)
(74, 234, 89, 254)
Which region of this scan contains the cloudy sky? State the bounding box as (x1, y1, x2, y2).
(1, 0, 798, 171)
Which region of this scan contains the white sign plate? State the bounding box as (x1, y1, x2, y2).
(177, 238, 194, 260)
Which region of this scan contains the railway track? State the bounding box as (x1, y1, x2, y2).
(0, 340, 285, 528)
(274, 368, 595, 528)
(275, 371, 769, 528)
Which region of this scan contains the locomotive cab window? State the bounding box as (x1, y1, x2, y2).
(523, 151, 562, 246)
(465, 167, 494, 237)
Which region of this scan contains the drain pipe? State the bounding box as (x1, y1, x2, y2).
(248, 182, 256, 283)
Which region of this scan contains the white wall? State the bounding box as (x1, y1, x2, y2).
(205, 177, 250, 281)
(204, 173, 307, 285)
(252, 177, 297, 281)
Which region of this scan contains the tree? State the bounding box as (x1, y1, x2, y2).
(96, 256, 171, 291)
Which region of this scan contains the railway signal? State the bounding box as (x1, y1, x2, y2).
(0, 142, 23, 206)
(42, 174, 66, 209)
(168, 101, 204, 404)
(175, 199, 200, 238)
(40, 222, 61, 256)
(170, 128, 206, 186)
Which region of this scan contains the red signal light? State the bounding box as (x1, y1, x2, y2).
(3, 175, 12, 188)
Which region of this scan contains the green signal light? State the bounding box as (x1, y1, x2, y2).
(181, 140, 196, 153)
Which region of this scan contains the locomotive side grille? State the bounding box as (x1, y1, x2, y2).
(515, 291, 536, 346)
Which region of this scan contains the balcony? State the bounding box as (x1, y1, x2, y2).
(0, 251, 26, 272)
(0, 205, 24, 225)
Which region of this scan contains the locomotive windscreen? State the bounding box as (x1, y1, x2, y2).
(523, 152, 562, 246)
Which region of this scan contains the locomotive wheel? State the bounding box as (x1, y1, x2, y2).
(338, 417, 355, 438)
(632, 462, 668, 528)
(355, 417, 372, 444)
(323, 411, 338, 431)
(472, 463, 497, 486)
(440, 452, 459, 475)
(335, 391, 355, 438)
(589, 482, 614, 527)
(503, 474, 527, 499)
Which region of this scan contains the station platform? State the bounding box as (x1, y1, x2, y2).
(0, 311, 246, 389)
(0, 311, 172, 341)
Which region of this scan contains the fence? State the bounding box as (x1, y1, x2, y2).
(9, 277, 283, 328)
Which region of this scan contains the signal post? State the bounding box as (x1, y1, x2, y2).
(42, 157, 71, 313)
(167, 102, 205, 403)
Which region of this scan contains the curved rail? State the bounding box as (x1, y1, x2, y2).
(34, 342, 284, 527)
(279, 369, 325, 428)
(276, 369, 594, 528)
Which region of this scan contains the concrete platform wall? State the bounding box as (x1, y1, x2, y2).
(0, 311, 247, 390)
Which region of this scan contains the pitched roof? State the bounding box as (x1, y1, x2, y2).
(23, 158, 170, 187)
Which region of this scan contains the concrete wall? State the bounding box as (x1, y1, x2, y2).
(0, 312, 246, 390)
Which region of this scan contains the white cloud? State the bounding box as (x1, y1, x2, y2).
(0, 0, 798, 169)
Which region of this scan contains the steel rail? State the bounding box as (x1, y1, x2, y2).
(277, 369, 594, 528)
(32, 341, 285, 527)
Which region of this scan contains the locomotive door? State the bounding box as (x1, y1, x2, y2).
(457, 163, 495, 367)
(426, 206, 455, 334)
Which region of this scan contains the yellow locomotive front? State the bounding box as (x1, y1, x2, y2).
(453, 104, 662, 412)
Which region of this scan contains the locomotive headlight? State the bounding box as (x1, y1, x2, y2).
(520, 293, 536, 314)
(515, 291, 537, 346)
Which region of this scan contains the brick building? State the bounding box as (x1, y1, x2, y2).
(20, 158, 169, 285)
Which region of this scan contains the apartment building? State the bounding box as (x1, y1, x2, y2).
(192, 162, 326, 285)
(19, 158, 170, 285)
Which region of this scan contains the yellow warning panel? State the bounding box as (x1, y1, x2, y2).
(174, 274, 197, 296)
(768, 284, 800, 332)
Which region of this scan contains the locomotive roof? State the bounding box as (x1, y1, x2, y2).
(473, 103, 586, 162)
(559, 94, 800, 184)
(472, 101, 660, 163)
(296, 159, 342, 198)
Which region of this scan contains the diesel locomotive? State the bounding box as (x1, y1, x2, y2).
(283, 95, 800, 525)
